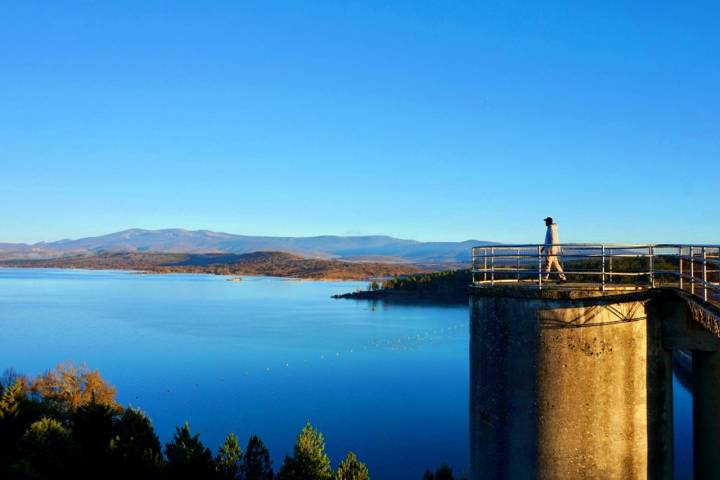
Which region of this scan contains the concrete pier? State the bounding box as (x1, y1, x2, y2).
(470, 288, 677, 480)
(468, 243, 720, 479)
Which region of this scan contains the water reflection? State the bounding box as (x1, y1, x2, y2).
(673, 351, 693, 480)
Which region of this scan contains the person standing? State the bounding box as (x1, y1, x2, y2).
(542, 217, 567, 282)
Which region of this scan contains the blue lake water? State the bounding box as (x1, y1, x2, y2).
(0, 269, 468, 479)
(0, 268, 694, 478)
(674, 369, 693, 479)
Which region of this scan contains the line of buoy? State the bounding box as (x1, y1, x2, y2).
(156, 323, 467, 388)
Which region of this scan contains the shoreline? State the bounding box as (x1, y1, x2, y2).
(332, 287, 468, 305)
(0, 265, 379, 283)
(0, 251, 425, 282)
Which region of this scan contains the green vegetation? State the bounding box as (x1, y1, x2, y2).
(535, 255, 680, 285)
(216, 432, 243, 480)
(335, 452, 370, 480)
(278, 421, 333, 480)
(0, 363, 377, 480)
(378, 270, 471, 295)
(335, 270, 470, 303)
(165, 422, 215, 479)
(242, 435, 274, 480)
(423, 464, 456, 480)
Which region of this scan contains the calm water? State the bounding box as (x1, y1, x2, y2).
(0, 269, 468, 479)
(674, 367, 693, 479)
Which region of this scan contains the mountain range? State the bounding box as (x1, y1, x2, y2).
(0, 229, 495, 263)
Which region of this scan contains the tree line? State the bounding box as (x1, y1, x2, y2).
(378, 270, 471, 292)
(1, 362, 458, 479)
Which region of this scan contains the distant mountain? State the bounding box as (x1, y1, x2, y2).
(0, 228, 496, 263)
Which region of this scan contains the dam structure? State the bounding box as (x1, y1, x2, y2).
(468, 244, 720, 480)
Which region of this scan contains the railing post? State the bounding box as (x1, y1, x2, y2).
(690, 246, 695, 295)
(537, 245, 543, 290)
(483, 248, 487, 282)
(601, 245, 606, 291)
(516, 248, 520, 281)
(679, 246, 683, 290)
(703, 246, 708, 302)
(472, 248, 475, 284)
(609, 248, 613, 284)
(649, 246, 655, 288)
(490, 247, 495, 286)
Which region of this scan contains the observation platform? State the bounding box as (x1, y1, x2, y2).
(471, 243, 720, 306)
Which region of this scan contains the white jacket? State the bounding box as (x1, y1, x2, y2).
(544, 224, 561, 255)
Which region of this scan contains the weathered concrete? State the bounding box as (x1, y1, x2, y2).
(469, 295, 541, 479)
(644, 298, 675, 480)
(469, 288, 675, 480)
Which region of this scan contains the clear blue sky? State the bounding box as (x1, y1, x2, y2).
(2, 1, 718, 244)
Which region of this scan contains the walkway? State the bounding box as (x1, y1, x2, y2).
(471, 244, 720, 307)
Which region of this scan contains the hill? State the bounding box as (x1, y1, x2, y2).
(0, 228, 495, 263)
(0, 251, 424, 281)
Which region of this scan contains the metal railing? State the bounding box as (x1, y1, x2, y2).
(471, 244, 720, 305)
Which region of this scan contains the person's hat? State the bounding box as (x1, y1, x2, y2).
(543, 217, 553, 223)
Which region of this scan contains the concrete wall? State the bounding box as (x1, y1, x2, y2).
(469, 290, 674, 480)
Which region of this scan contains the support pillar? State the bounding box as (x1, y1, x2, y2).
(693, 350, 720, 479)
(470, 289, 675, 480)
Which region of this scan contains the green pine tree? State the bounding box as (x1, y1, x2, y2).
(335, 451, 369, 480)
(241, 435, 274, 480)
(278, 421, 333, 480)
(164, 422, 214, 480)
(107, 407, 164, 480)
(435, 464, 455, 480)
(423, 464, 454, 480)
(0, 380, 47, 475)
(15, 417, 78, 479)
(215, 432, 242, 480)
(71, 400, 121, 479)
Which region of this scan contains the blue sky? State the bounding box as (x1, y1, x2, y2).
(1, 1, 718, 244)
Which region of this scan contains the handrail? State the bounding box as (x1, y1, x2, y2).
(471, 244, 720, 307)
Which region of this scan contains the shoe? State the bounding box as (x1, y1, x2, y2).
(559, 278, 568, 284)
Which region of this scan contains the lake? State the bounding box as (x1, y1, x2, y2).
(0, 268, 693, 479)
(0, 269, 469, 479)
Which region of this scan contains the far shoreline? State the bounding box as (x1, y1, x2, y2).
(0, 265, 386, 283)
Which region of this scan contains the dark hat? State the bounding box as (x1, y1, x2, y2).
(543, 217, 553, 223)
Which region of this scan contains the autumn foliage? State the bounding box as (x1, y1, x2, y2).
(0, 363, 375, 479)
(30, 362, 119, 411)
